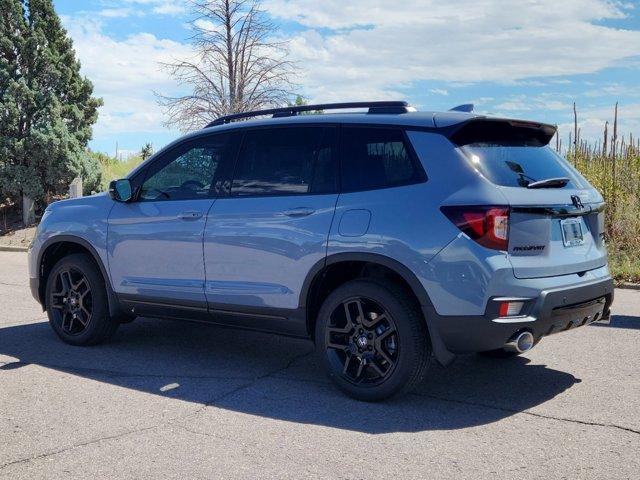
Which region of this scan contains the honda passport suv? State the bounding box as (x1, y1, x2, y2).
(28, 101, 613, 401)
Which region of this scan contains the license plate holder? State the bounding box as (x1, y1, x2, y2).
(560, 217, 584, 247)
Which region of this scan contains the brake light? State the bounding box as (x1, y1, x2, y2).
(441, 206, 510, 251)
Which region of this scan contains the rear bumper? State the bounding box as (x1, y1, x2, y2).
(427, 276, 614, 354)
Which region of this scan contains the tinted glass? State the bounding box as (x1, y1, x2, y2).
(341, 127, 422, 192)
(231, 127, 337, 196)
(461, 144, 583, 188)
(140, 134, 235, 201)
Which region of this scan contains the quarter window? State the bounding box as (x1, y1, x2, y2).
(340, 127, 424, 192)
(231, 127, 338, 196)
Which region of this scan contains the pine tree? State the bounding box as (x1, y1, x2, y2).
(0, 0, 102, 212)
(140, 142, 153, 161)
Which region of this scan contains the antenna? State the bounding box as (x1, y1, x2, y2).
(449, 104, 474, 113)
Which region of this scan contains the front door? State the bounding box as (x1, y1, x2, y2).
(204, 125, 339, 331)
(107, 132, 238, 312)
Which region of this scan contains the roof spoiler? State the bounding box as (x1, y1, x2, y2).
(449, 118, 557, 146)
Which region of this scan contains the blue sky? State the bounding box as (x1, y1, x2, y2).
(54, 0, 640, 157)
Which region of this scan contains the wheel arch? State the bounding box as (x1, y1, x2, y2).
(301, 252, 454, 365)
(300, 253, 431, 309)
(37, 235, 122, 317)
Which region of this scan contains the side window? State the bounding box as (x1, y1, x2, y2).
(340, 127, 425, 192)
(231, 126, 338, 196)
(140, 133, 236, 201)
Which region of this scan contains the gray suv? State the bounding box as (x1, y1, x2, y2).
(28, 101, 613, 401)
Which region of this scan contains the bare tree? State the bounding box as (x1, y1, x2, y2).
(157, 0, 295, 131)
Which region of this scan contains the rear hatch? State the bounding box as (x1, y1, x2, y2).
(452, 119, 607, 279)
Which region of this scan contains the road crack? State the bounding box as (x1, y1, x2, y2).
(412, 392, 640, 435)
(0, 281, 26, 287)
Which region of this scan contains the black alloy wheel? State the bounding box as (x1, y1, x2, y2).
(49, 266, 93, 336)
(316, 279, 431, 401)
(46, 253, 119, 346)
(325, 296, 399, 385)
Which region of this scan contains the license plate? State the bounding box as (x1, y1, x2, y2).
(560, 218, 584, 247)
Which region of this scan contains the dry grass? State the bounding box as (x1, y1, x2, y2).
(563, 103, 640, 283)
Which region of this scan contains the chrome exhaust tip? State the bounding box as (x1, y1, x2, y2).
(504, 331, 535, 354)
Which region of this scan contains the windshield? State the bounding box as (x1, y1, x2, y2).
(461, 143, 583, 188)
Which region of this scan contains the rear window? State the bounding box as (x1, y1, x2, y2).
(461, 144, 583, 188)
(340, 127, 425, 192)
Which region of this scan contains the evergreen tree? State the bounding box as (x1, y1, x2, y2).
(140, 142, 153, 161)
(0, 0, 102, 210)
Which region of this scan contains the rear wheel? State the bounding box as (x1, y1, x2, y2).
(46, 253, 119, 346)
(315, 279, 431, 401)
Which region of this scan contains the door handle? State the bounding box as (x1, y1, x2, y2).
(283, 207, 315, 218)
(178, 211, 203, 220)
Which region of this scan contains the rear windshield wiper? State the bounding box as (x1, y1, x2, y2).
(526, 177, 570, 189)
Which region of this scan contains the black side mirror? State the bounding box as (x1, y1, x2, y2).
(109, 179, 133, 202)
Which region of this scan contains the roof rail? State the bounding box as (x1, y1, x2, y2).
(205, 101, 413, 128)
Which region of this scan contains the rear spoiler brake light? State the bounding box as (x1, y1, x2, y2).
(449, 118, 557, 147)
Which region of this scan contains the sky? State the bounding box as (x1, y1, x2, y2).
(53, 0, 640, 158)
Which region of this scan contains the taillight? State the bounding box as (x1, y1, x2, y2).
(441, 205, 510, 251)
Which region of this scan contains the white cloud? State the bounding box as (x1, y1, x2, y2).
(429, 88, 449, 96)
(112, 0, 187, 16)
(99, 8, 139, 18)
(493, 94, 572, 112)
(584, 83, 640, 98)
(152, 3, 187, 15)
(265, 0, 627, 30)
(193, 18, 222, 33)
(62, 17, 193, 138)
(265, 0, 640, 101)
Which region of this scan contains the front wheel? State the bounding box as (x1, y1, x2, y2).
(315, 279, 431, 401)
(46, 253, 119, 346)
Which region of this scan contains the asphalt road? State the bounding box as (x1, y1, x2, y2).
(1, 250, 638, 479)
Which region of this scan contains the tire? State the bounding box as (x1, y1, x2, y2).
(45, 253, 119, 346)
(315, 279, 431, 401)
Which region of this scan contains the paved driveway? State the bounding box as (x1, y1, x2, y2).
(0, 251, 638, 479)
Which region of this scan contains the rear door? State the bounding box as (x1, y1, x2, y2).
(456, 121, 607, 279)
(203, 125, 339, 324)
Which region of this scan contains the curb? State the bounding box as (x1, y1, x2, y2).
(0, 245, 29, 252)
(616, 282, 640, 291)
